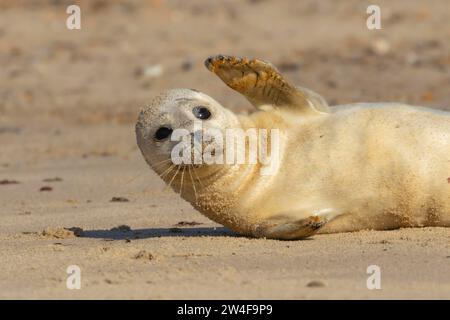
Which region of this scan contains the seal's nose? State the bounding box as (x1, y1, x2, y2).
(191, 130, 203, 144)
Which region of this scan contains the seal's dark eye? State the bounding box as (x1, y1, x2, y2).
(192, 106, 211, 120)
(154, 127, 173, 140)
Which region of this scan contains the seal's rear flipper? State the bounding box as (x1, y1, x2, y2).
(204, 54, 329, 115)
(253, 208, 339, 240)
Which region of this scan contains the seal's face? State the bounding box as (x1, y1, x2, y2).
(136, 89, 240, 179)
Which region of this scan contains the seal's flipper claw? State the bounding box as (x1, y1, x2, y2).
(204, 54, 329, 114)
(253, 209, 339, 240)
(255, 216, 327, 240)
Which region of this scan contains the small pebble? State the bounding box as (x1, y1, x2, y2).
(139, 64, 164, 78)
(110, 197, 129, 202)
(42, 177, 63, 182)
(134, 250, 155, 261)
(307, 280, 326, 288)
(181, 59, 194, 71)
(370, 38, 391, 55)
(0, 179, 19, 185)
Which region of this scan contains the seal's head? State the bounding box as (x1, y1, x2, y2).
(136, 88, 240, 188)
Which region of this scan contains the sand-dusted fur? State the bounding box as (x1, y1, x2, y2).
(136, 55, 450, 240)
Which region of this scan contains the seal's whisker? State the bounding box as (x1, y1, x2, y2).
(152, 158, 173, 168)
(126, 159, 174, 189)
(122, 167, 160, 185)
(130, 159, 174, 193)
(123, 174, 142, 185)
(179, 166, 186, 197)
(188, 165, 198, 203)
(166, 165, 181, 191)
(192, 166, 206, 190)
(137, 164, 176, 196)
(159, 163, 175, 179)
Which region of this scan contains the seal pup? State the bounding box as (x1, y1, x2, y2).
(136, 54, 450, 239)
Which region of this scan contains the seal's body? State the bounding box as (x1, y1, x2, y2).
(136, 55, 450, 239)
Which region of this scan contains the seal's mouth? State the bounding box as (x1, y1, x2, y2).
(174, 163, 203, 169)
(150, 156, 207, 177)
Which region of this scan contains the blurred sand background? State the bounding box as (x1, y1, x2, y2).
(0, 0, 449, 299)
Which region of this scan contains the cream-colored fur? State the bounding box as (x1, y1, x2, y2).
(136, 89, 450, 239)
(245, 103, 450, 235)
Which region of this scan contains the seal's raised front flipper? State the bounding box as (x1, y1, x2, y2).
(253, 208, 339, 240)
(205, 54, 329, 115)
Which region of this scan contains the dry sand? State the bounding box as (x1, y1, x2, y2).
(1, 0, 450, 299)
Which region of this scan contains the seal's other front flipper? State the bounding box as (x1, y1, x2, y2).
(204, 54, 329, 115)
(253, 208, 339, 240)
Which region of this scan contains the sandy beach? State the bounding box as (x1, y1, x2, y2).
(1, 0, 450, 299)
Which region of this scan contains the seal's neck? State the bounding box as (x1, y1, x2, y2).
(166, 161, 257, 205)
(159, 111, 285, 233)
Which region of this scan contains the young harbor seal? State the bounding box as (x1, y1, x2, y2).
(136, 54, 450, 240)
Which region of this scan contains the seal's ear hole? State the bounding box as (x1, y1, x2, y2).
(154, 127, 173, 140)
(192, 106, 211, 120)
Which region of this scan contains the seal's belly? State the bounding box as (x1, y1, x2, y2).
(265, 104, 450, 233)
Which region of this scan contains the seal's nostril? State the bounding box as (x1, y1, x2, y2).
(192, 130, 202, 137)
(190, 130, 203, 144)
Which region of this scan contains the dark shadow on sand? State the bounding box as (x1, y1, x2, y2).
(80, 227, 239, 240)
